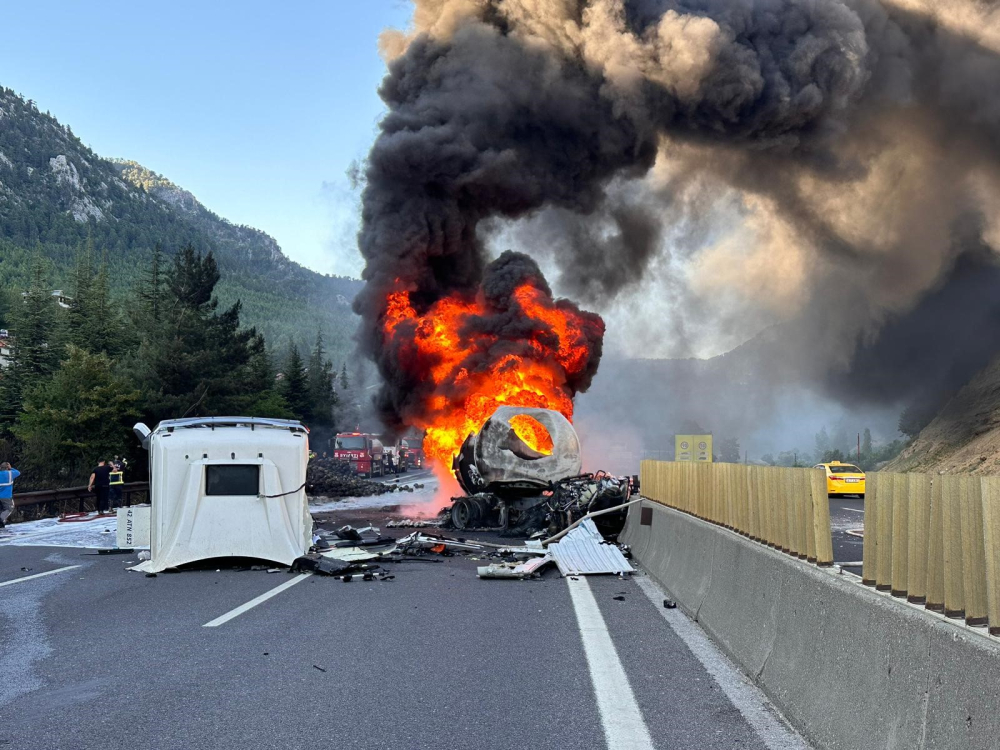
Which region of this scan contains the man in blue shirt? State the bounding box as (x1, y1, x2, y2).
(0, 461, 20, 528)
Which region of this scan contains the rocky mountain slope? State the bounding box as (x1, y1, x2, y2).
(0, 86, 361, 359)
(885, 353, 1000, 475)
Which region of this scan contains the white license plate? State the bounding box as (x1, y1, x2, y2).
(844, 478, 859, 483)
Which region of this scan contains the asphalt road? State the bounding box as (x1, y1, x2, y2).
(0, 524, 809, 750)
(828, 495, 865, 568)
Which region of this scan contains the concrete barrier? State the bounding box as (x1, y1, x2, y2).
(623, 498, 1000, 750)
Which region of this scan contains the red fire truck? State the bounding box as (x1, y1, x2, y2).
(333, 433, 386, 477)
(400, 435, 425, 470)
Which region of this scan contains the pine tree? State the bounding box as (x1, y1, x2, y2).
(14, 345, 140, 481)
(66, 237, 94, 347)
(140, 243, 164, 323)
(307, 330, 336, 427)
(862, 428, 872, 456)
(281, 344, 310, 422)
(0, 253, 58, 432)
(133, 245, 265, 422)
(340, 363, 349, 391)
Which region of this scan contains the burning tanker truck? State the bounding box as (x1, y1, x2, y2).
(447, 406, 637, 538)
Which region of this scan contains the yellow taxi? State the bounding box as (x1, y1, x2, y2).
(814, 461, 866, 498)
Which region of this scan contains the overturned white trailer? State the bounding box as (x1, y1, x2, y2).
(132, 417, 312, 573)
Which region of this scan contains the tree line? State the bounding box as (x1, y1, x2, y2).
(0, 241, 360, 488)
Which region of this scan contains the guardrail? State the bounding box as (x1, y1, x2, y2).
(12, 482, 149, 519)
(639, 461, 834, 566)
(862, 472, 1000, 635)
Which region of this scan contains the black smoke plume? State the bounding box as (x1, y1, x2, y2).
(358, 0, 1000, 430)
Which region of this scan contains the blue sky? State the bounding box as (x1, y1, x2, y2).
(0, 0, 412, 278)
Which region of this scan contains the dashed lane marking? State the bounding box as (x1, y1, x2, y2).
(203, 573, 312, 627)
(0, 565, 81, 588)
(567, 576, 655, 750)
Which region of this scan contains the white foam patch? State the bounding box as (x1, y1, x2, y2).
(308, 473, 440, 515)
(0, 515, 118, 549)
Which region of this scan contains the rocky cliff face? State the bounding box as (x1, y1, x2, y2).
(0, 86, 362, 356)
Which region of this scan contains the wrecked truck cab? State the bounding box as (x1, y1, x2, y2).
(132, 416, 313, 573)
(453, 406, 582, 497)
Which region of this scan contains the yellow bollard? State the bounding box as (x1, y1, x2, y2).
(803, 470, 817, 562)
(980, 477, 1000, 636)
(875, 473, 894, 592)
(747, 466, 760, 540)
(941, 475, 966, 619)
(890, 471, 910, 598)
(906, 474, 931, 604)
(959, 476, 988, 627)
(861, 472, 878, 586)
(925, 476, 945, 612)
(811, 468, 834, 567)
(795, 470, 810, 560)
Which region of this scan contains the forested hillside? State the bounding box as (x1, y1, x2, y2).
(0, 86, 361, 358)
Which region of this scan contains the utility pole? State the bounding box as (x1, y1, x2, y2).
(857, 433, 861, 463)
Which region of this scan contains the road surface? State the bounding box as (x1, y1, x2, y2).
(1, 516, 809, 750)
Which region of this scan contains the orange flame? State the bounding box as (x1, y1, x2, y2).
(509, 414, 553, 455)
(381, 281, 601, 467)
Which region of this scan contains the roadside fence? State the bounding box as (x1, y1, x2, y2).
(12, 482, 149, 521)
(862, 472, 1000, 635)
(639, 461, 834, 566)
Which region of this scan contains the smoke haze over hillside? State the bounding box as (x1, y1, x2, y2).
(357, 0, 1000, 448)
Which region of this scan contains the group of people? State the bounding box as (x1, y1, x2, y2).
(88, 456, 127, 514)
(0, 456, 127, 529)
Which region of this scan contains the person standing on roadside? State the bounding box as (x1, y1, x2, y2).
(109, 456, 125, 510)
(88, 459, 113, 516)
(0, 462, 20, 528)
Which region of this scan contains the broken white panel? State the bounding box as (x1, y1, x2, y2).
(116, 505, 151, 549)
(548, 519, 634, 576)
(321, 544, 396, 563)
(477, 554, 553, 579)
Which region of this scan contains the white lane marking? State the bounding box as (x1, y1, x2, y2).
(0, 565, 80, 589)
(842, 508, 864, 514)
(636, 577, 809, 750)
(203, 573, 312, 627)
(566, 577, 655, 750)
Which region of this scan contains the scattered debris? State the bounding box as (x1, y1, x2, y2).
(313, 665, 327, 673)
(546, 519, 634, 577)
(307, 457, 421, 498)
(477, 553, 553, 579)
(613, 595, 626, 601)
(395, 532, 488, 555)
(443, 471, 639, 540)
(291, 554, 376, 577)
(386, 518, 441, 528)
(663, 598, 677, 609)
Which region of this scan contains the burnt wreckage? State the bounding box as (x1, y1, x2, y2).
(448, 406, 637, 536)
